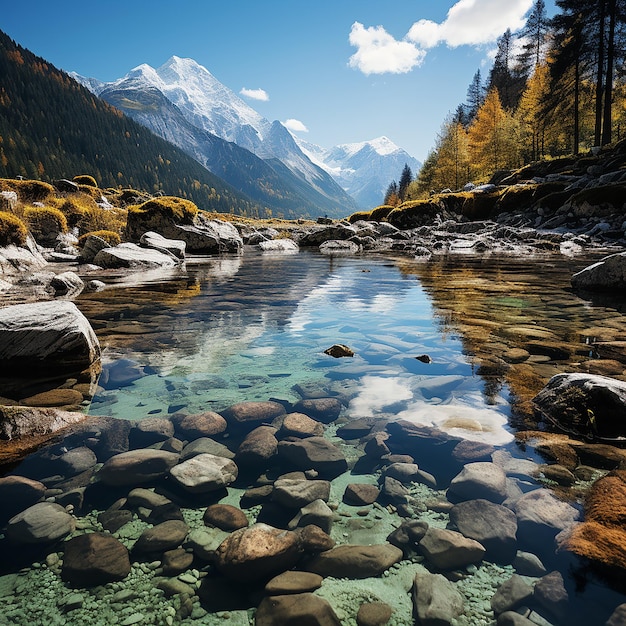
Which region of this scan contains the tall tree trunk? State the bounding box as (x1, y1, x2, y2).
(602, 0, 617, 144)
(594, 0, 607, 146)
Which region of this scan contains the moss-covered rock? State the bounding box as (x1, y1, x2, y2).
(23, 206, 68, 245)
(72, 174, 98, 187)
(386, 200, 442, 229)
(0, 179, 55, 203)
(78, 230, 121, 247)
(0, 212, 28, 247)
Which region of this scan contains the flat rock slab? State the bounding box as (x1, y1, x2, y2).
(0, 300, 100, 372)
(303, 543, 403, 579)
(0, 406, 87, 441)
(265, 571, 323, 595)
(93, 243, 179, 269)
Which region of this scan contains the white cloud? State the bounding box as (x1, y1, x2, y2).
(240, 87, 269, 101)
(348, 22, 426, 75)
(407, 0, 534, 49)
(283, 118, 309, 133)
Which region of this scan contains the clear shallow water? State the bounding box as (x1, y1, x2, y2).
(82, 251, 515, 447)
(2, 248, 626, 626)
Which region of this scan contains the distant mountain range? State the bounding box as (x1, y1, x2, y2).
(73, 57, 421, 212)
(298, 136, 422, 209)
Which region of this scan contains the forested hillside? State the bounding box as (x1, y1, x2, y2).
(0, 30, 268, 217)
(404, 0, 626, 199)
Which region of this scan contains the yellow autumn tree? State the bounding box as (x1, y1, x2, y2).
(436, 119, 470, 190)
(468, 88, 520, 180)
(516, 63, 551, 161)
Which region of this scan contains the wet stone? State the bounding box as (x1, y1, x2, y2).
(278, 412, 324, 438)
(133, 519, 189, 554)
(180, 437, 234, 461)
(255, 593, 341, 626)
(343, 483, 380, 506)
(161, 548, 194, 575)
(97, 449, 179, 486)
(169, 453, 238, 494)
(265, 571, 323, 595)
(292, 398, 342, 424)
(203, 503, 249, 531)
(171, 411, 227, 439)
(6, 501, 75, 544)
(303, 543, 403, 579)
(62, 532, 131, 587)
(356, 602, 393, 626)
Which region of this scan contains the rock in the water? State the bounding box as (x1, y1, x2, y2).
(278, 412, 324, 438)
(6, 501, 75, 544)
(93, 243, 179, 269)
(265, 571, 323, 595)
(418, 527, 486, 570)
(180, 437, 234, 461)
(412, 572, 464, 625)
(129, 417, 175, 448)
(278, 437, 348, 479)
(62, 532, 131, 586)
(235, 425, 278, 468)
(343, 483, 380, 506)
(450, 499, 518, 564)
(97, 449, 179, 486)
(447, 462, 508, 504)
(215, 523, 303, 582)
(490, 574, 534, 615)
(171, 411, 227, 439)
(255, 593, 341, 626)
(303, 543, 403, 579)
(513, 489, 579, 555)
(203, 503, 249, 531)
(272, 478, 331, 508)
(571, 251, 626, 290)
(139, 231, 186, 259)
(324, 344, 355, 358)
(0, 406, 87, 440)
(222, 401, 286, 434)
(319, 240, 361, 255)
(78, 235, 109, 263)
(356, 602, 393, 626)
(533, 373, 626, 439)
(50, 271, 84, 296)
(170, 453, 238, 493)
(293, 398, 343, 423)
(288, 499, 334, 534)
(533, 570, 569, 621)
(161, 548, 194, 575)
(0, 301, 100, 373)
(258, 239, 299, 252)
(133, 519, 189, 553)
(0, 475, 46, 521)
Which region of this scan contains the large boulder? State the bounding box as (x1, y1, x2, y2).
(125, 197, 242, 253)
(418, 527, 486, 570)
(533, 373, 626, 440)
(447, 462, 508, 504)
(571, 251, 626, 290)
(298, 224, 358, 247)
(93, 243, 180, 269)
(0, 301, 100, 373)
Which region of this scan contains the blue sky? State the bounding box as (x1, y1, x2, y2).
(3, 0, 554, 162)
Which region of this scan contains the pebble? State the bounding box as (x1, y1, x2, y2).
(121, 613, 145, 625)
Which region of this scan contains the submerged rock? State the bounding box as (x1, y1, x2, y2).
(0, 406, 87, 440)
(412, 572, 464, 625)
(6, 501, 75, 544)
(215, 523, 303, 582)
(169, 452, 238, 493)
(303, 543, 403, 579)
(571, 251, 626, 290)
(255, 593, 341, 626)
(97, 448, 179, 486)
(62, 533, 131, 586)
